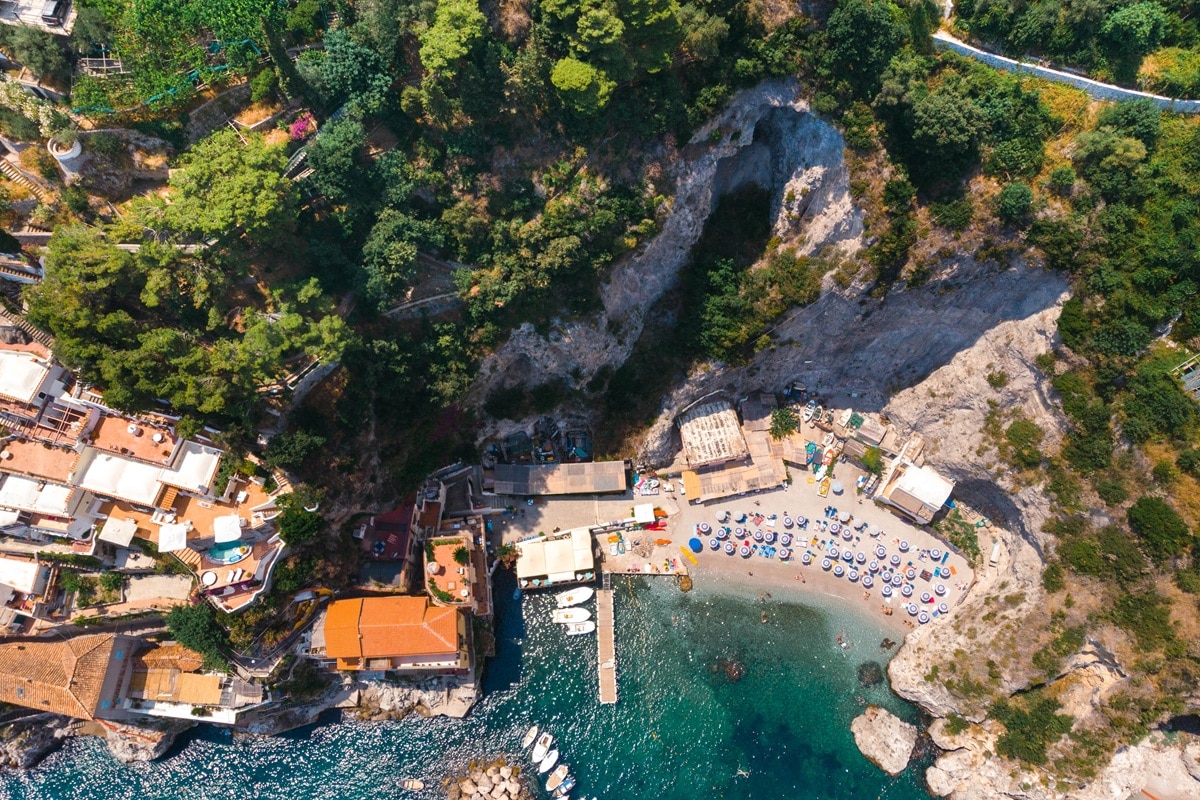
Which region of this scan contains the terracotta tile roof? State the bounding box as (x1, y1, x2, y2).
(0, 633, 121, 720)
(323, 596, 460, 666)
(133, 644, 205, 674)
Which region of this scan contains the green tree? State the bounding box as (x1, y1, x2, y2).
(862, 447, 884, 476)
(1127, 496, 1191, 564)
(8, 26, 67, 80)
(164, 129, 296, 245)
(910, 89, 984, 168)
(453, 545, 471, 565)
(165, 603, 230, 670)
(1101, 3, 1167, 62)
(824, 0, 907, 97)
(551, 57, 616, 112)
(997, 181, 1033, 224)
(306, 118, 372, 211)
(263, 430, 326, 470)
(769, 407, 797, 440)
(419, 0, 487, 76)
(320, 29, 394, 115)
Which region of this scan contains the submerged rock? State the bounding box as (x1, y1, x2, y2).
(713, 657, 747, 682)
(857, 661, 884, 687)
(851, 706, 918, 776)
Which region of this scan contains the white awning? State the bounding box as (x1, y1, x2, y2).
(212, 514, 243, 543)
(158, 523, 189, 553)
(98, 516, 138, 547)
(633, 503, 655, 524)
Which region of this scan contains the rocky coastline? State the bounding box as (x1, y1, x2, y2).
(0, 673, 479, 772)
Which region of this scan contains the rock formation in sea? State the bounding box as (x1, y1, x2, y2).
(100, 718, 195, 764)
(850, 706, 917, 776)
(446, 761, 532, 800)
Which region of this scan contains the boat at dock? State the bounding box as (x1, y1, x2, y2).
(552, 608, 591, 623)
(555, 775, 577, 795)
(522, 725, 538, 749)
(564, 621, 596, 635)
(555, 587, 594, 607)
(532, 732, 554, 762)
(546, 765, 570, 792)
(539, 749, 560, 773)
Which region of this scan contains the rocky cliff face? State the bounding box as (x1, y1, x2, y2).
(471, 79, 862, 427)
(0, 715, 76, 770)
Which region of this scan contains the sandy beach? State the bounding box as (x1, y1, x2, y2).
(660, 461, 974, 638)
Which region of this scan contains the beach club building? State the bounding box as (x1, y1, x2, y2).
(515, 527, 596, 590)
(311, 595, 470, 675)
(877, 459, 955, 525)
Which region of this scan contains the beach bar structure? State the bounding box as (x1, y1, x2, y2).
(491, 462, 627, 496)
(515, 527, 596, 589)
(676, 393, 787, 504)
(877, 459, 954, 525)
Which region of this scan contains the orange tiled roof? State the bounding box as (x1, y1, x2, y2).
(324, 596, 460, 664)
(0, 633, 121, 720)
(133, 644, 205, 673)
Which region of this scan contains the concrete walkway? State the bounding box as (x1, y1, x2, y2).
(933, 31, 1200, 112)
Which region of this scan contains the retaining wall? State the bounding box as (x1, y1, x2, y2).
(933, 32, 1200, 112)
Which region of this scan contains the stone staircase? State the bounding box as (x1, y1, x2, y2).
(173, 547, 203, 572)
(0, 158, 52, 203)
(0, 309, 54, 348)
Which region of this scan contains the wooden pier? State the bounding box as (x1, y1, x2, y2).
(597, 575, 617, 704)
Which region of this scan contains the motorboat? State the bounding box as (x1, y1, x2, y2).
(552, 608, 591, 623)
(555, 587, 595, 607)
(818, 477, 831, 498)
(532, 732, 554, 763)
(564, 621, 596, 635)
(401, 779, 425, 790)
(802, 401, 816, 423)
(522, 725, 539, 750)
(557, 775, 577, 795)
(547, 765, 571, 792)
(539, 749, 560, 773)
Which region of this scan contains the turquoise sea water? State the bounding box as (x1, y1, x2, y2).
(0, 573, 930, 800)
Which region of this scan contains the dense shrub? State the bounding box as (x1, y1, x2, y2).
(1127, 497, 1191, 564)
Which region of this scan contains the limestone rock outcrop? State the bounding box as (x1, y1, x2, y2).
(101, 718, 194, 763)
(850, 706, 918, 776)
(0, 715, 76, 769)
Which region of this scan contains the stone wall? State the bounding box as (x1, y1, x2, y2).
(933, 32, 1200, 112)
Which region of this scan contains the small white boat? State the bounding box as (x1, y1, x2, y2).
(538, 749, 560, 773)
(551, 608, 591, 623)
(546, 765, 570, 792)
(532, 732, 554, 762)
(564, 621, 596, 635)
(555, 587, 594, 607)
(522, 725, 538, 749)
(401, 778, 424, 790)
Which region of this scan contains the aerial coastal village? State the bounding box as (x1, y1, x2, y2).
(0, 0, 1198, 796)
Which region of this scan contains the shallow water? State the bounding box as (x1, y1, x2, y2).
(0, 572, 930, 800)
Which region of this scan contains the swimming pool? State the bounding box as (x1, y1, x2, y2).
(207, 543, 250, 565)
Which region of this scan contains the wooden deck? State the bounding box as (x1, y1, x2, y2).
(597, 585, 617, 704)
